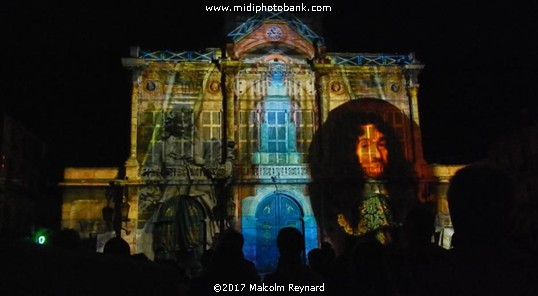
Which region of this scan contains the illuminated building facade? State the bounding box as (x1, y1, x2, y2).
(60, 12, 461, 272)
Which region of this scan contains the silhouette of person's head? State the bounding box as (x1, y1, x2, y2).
(307, 248, 323, 269)
(204, 228, 260, 285)
(277, 227, 304, 262)
(320, 241, 336, 262)
(447, 163, 516, 248)
(217, 228, 244, 256)
(103, 237, 131, 256)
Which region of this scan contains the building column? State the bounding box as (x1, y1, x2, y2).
(311, 62, 333, 167)
(312, 62, 333, 125)
(404, 64, 424, 164)
(319, 75, 330, 124)
(122, 48, 146, 181)
(408, 85, 420, 126)
(220, 60, 240, 147)
(404, 65, 424, 126)
(125, 77, 140, 181)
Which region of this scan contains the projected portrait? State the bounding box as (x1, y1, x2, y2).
(356, 123, 388, 179)
(308, 98, 416, 253)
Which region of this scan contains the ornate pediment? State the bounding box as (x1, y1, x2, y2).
(227, 12, 321, 60)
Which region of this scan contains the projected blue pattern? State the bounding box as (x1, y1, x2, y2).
(138, 50, 216, 62)
(271, 64, 284, 85)
(227, 11, 324, 45)
(332, 53, 416, 66)
(267, 62, 286, 96)
(255, 193, 304, 273)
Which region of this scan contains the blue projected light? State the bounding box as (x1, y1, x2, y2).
(267, 62, 287, 96)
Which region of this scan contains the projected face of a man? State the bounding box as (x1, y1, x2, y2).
(356, 124, 388, 178)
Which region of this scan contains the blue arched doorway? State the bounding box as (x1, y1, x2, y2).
(255, 192, 304, 272)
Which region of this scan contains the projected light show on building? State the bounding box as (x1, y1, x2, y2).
(60, 11, 461, 275)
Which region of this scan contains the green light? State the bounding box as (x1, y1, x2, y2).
(37, 235, 46, 245)
(34, 228, 49, 245)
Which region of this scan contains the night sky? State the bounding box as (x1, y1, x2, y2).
(3, 1, 538, 169)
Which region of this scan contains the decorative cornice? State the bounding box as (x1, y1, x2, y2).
(329, 53, 419, 66)
(137, 49, 220, 62)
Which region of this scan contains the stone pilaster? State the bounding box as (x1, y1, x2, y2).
(121, 53, 147, 181)
(312, 63, 334, 124)
(403, 64, 424, 127)
(220, 60, 241, 143)
(408, 86, 420, 126)
(125, 80, 140, 181)
(403, 64, 425, 164)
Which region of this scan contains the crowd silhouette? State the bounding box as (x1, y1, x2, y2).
(2, 163, 538, 295)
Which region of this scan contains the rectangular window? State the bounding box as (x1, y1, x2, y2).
(383, 111, 408, 159)
(296, 110, 314, 161)
(167, 109, 194, 158)
(201, 111, 222, 162)
(142, 111, 162, 166)
(140, 111, 162, 144)
(266, 110, 288, 153)
(238, 111, 259, 162)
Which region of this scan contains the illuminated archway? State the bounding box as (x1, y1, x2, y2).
(255, 192, 303, 272)
(241, 188, 318, 273)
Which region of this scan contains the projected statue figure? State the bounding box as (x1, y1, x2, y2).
(138, 106, 227, 274)
(309, 99, 416, 254)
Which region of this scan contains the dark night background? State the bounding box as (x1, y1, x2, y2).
(2, 1, 538, 169)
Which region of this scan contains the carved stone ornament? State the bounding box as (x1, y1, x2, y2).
(146, 81, 157, 92)
(331, 81, 343, 93)
(208, 80, 221, 93)
(390, 83, 401, 93)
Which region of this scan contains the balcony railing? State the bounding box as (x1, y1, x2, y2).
(139, 50, 217, 62)
(141, 164, 311, 183)
(331, 53, 416, 66)
(235, 164, 310, 182)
